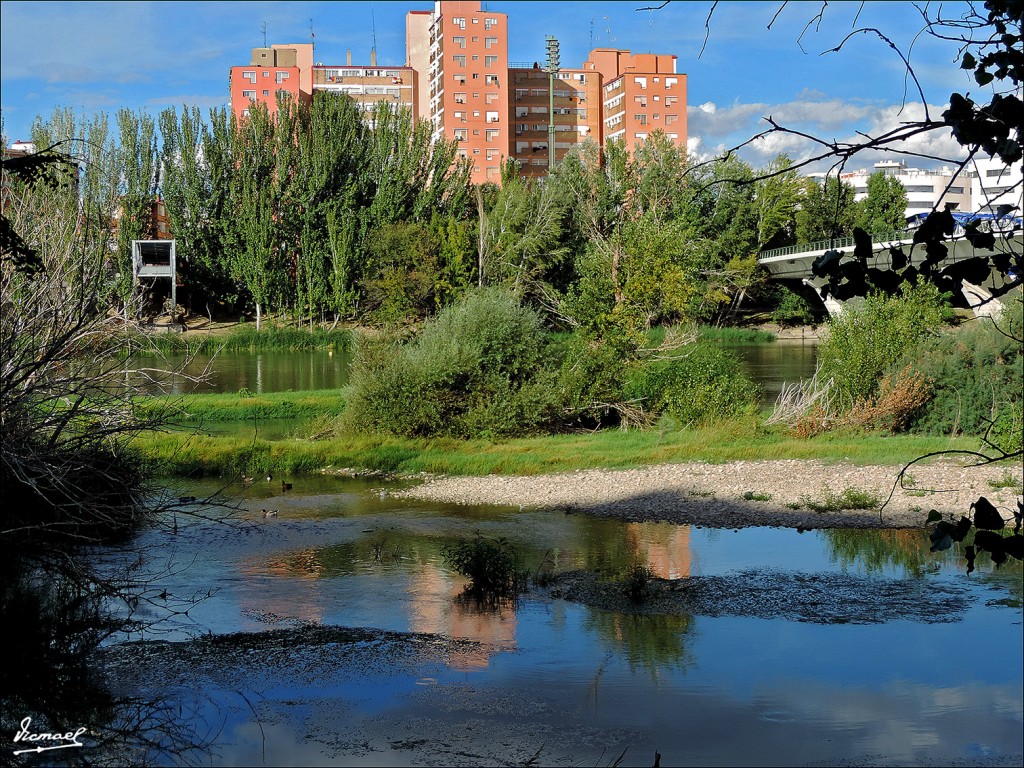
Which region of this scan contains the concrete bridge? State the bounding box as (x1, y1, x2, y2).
(757, 223, 1022, 317)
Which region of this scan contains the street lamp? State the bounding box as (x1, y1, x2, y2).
(545, 35, 560, 171)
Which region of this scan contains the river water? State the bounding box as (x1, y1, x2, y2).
(88, 474, 1023, 767)
(80, 340, 1022, 765)
(136, 338, 819, 408)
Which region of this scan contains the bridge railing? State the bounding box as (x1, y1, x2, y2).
(759, 229, 915, 261)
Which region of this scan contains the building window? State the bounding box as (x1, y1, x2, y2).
(665, 77, 678, 88)
(453, 55, 466, 67)
(486, 93, 499, 104)
(486, 149, 498, 160)
(452, 16, 466, 28)
(472, 54, 479, 61)
(634, 114, 648, 126)
(453, 35, 466, 48)
(454, 129, 468, 141)
(242, 90, 256, 99)
(634, 96, 648, 107)
(485, 18, 497, 30)
(634, 77, 647, 89)
(455, 74, 467, 85)
(242, 108, 250, 117)
(485, 74, 498, 85)
(485, 55, 498, 67)
(486, 110, 499, 123)
(473, 148, 481, 154)
(665, 96, 678, 106)
(263, 89, 270, 96)
(665, 114, 679, 125)
(485, 36, 498, 49)
(243, 70, 256, 83)
(275, 71, 290, 83)
(486, 129, 500, 142)
(454, 92, 467, 103)
(262, 71, 270, 78)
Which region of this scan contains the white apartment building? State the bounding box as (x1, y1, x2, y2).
(841, 160, 972, 219)
(970, 155, 1024, 217)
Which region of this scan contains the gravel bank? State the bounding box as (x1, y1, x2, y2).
(395, 459, 1023, 529)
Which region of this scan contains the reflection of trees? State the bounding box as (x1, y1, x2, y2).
(824, 529, 936, 575)
(585, 610, 694, 678)
(2, 571, 215, 767)
(824, 529, 1024, 588)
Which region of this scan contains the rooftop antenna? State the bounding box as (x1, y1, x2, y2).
(371, 3, 378, 63)
(261, 21, 267, 47)
(309, 18, 315, 47)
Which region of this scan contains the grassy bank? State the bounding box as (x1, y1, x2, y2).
(137, 390, 346, 423)
(131, 416, 984, 479)
(141, 325, 354, 355)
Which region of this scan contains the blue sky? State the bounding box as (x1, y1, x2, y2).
(1, 1, 981, 170)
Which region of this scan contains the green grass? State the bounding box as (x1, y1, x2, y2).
(696, 326, 777, 344)
(141, 325, 353, 354)
(135, 390, 347, 424)
(129, 414, 989, 479)
(797, 486, 882, 513)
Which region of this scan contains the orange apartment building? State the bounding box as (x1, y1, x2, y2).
(586, 49, 686, 154)
(508, 65, 603, 178)
(405, 1, 510, 185)
(229, 4, 687, 182)
(229, 44, 314, 120)
(312, 56, 417, 120)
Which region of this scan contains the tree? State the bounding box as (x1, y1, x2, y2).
(795, 176, 857, 244)
(113, 109, 160, 314)
(753, 153, 801, 250)
(856, 171, 909, 236)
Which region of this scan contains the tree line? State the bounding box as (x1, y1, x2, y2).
(26, 93, 908, 335)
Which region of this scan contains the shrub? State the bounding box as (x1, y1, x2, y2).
(342, 287, 560, 438)
(443, 535, 521, 595)
(817, 282, 950, 404)
(623, 564, 655, 602)
(771, 285, 815, 326)
(626, 344, 761, 428)
(558, 336, 633, 428)
(899, 304, 1023, 449)
(843, 366, 933, 433)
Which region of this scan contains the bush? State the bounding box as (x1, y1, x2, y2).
(900, 302, 1023, 448)
(342, 287, 560, 438)
(771, 286, 815, 326)
(817, 282, 950, 404)
(626, 344, 761, 428)
(443, 535, 522, 595)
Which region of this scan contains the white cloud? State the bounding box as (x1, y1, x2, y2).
(687, 95, 969, 172)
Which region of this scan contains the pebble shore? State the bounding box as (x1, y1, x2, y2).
(395, 458, 1023, 529)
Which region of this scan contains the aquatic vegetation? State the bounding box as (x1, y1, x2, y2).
(443, 534, 524, 596)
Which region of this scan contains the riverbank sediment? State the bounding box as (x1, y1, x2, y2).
(394, 458, 1023, 529)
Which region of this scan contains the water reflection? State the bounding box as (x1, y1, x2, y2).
(86, 482, 1022, 766)
(134, 341, 816, 400)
